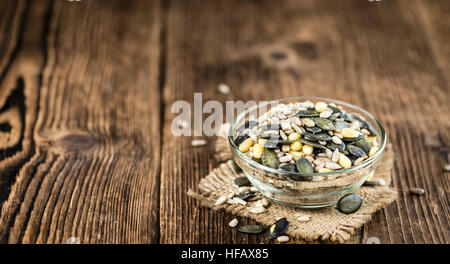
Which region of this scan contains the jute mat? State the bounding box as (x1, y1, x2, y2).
(188, 124, 397, 243)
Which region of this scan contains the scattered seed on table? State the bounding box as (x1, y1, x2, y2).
(250, 207, 266, 214)
(363, 180, 379, 187)
(238, 225, 265, 234)
(268, 217, 289, 239)
(378, 178, 386, 186)
(191, 139, 207, 146)
(234, 176, 250, 187)
(298, 215, 311, 222)
(337, 193, 363, 214)
(215, 196, 228, 206)
(277, 236, 290, 243)
(217, 83, 230, 94)
(410, 188, 425, 196)
(233, 197, 247, 206)
(229, 218, 239, 228)
(444, 164, 450, 172)
(237, 186, 250, 194)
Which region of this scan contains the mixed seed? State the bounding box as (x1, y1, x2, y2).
(234, 101, 380, 175)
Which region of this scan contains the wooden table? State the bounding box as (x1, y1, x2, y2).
(0, 0, 448, 244)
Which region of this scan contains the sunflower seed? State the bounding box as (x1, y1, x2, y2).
(301, 118, 316, 127)
(233, 197, 247, 206)
(325, 162, 341, 170)
(250, 207, 266, 214)
(238, 225, 265, 234)
(353, 156, 366, 166)
(278, 155, 291, 163)
(215, 196, 228, 206)
(444, 164, 450, 172)
(298, 215, 311, 222)
(292, 116, 302, 126)
(237, 186, 251, 193)
(331, 136, 343, 145)
(191, 139, 207, 146)
(410, 188, 425, 195)
(332, 148, 340, 163)
(217, 83, 230, 94)
(320, 110, 332, 118)
(229, 218, 239, 228)
(277, 235, 290, 243)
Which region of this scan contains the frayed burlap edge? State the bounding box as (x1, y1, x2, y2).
(189, 125, 397, 243)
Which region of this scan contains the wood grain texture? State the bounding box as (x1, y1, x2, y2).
(0, 0, 162, 243)
(0, 0, 448, 244)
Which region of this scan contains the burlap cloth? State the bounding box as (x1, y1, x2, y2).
(188, 124, 397, 243)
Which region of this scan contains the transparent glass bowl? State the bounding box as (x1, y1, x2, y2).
(228, 96, 386, 209)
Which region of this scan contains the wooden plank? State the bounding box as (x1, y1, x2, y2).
(0, 0, 162, 243)
(160, 0, 449, 243)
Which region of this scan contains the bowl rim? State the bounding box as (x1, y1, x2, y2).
(228, 96, 387, 179)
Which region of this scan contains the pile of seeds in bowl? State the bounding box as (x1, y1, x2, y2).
(234, 100, 380, 174)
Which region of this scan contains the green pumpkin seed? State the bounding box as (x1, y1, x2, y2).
(252, 157, 262, 164)
(235, 191, 256, 201)
(347, 145, 367, 158)
(296, 157, 314, 173)
(355, 139, 372, 154)
(280, 163, 297, 173)
(304, 132, 332, 141)
(365, 121, 377, 136)
(296, 110, 319, 117)
(268, 218, 289, 239)
(305, 126, 322, 134)
(335, 121, 349, 130)
(312, 117, 335, 131)
(234, 176, 250, 187)
(363, 180, 380, 187)
(328, 105, 343, 114)
(238, 225, 266, 234)
(336, 193, 363, 214)
(326, 141, 346, 152)
(299, 139, 327, 149)
(262, 149, 279, 169)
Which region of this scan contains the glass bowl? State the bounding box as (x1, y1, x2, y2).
(228, 96, 386, 209)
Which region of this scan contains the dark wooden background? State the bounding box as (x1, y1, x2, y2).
(0, 0, 448, 244)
